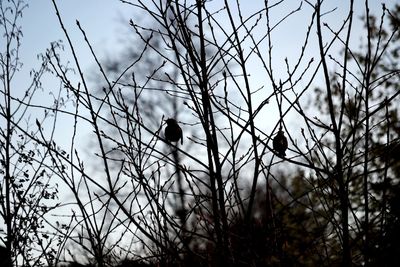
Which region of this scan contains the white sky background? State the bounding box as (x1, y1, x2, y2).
(15, 0, 131, 151)
(21, 0, 129, 69)
(14, 0, 397, 152)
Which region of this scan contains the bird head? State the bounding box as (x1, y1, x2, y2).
(165, 118, 177, 125)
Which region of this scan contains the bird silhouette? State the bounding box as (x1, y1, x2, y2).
(273, 130, 288, 157)
(164, 118, 183, 145)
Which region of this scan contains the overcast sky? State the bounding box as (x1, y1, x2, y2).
(18, 0, 397, 80)
(20, 0, 128, 73)
(12, 0, 398, 152)
(19, 1, 397, 71)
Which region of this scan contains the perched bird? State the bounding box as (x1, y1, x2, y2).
(273, 130, 288, 157)
(164, 118, 183, 145)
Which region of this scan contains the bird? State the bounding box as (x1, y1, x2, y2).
(164, 118, 183, 145)
(273, 130, 288, 157)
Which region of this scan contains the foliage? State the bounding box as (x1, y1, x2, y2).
(0, 0, 62, 266)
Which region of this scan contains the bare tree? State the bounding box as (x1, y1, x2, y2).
(0, 1, 62, 266)
(10, 0, 398, 266)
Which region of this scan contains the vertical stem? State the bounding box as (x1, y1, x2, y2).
(363, 1, 372, 264)
(362, 78, 370, 266)
(223, 0, 261, 224)
(316, 1, 350, 266)
(4, 18, 13, 267)
(380, 98, 389, 245)
(196, 1, 230, 264)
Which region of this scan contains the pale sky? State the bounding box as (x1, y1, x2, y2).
(19, 1, 397, 73)
(18, 0, 398, 84)
(20, 0, 129, 76)
(12, 0, 398, 155)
